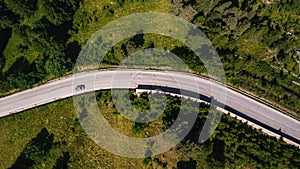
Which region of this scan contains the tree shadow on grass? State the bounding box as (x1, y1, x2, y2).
(53, 152, 70, 169)
(10, 128, 54, 169)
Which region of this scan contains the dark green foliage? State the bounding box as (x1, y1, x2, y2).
(0, 28, 11, 54)
(2, 90, 300, 168)
(182, 0, 300, 113)
(4, 0, 37, 17)
(0, 1, 18, 28)
(208, 114, 300, 168)
(117, 89, 300, 168)
(39, 0, 80, 25)
(177, 159, 197, 169)
(65, 41, 81, 64)
(44, 54, 67, 77)
(53, 152, 70, 169)
(171, 99, 300, 168)
(0, 0, 82, 96)
(132, 122, 148, 134)
(162, 95, 181, 128)
(142, 157, 151, 166)
(5, 57, 39, 89)
(171, 46, 203, 70)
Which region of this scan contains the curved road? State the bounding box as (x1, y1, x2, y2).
(0, 70, 300, 145)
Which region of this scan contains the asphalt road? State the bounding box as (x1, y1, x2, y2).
(1, 70, 300, 144)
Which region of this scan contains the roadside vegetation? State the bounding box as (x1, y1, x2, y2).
(0, 0, 299, 114)
(181, 0, 300, 113)
(1, 90, 300, 168)
(0, 0, 169, 96)
(0, 1, 299, 167)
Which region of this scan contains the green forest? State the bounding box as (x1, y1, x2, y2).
(0, 90, 300, 168)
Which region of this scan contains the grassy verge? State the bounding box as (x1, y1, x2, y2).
(1, 90, 300, 168)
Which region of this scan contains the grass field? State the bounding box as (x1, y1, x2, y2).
(69, 0, 171, 45)
(0, 97, 146, 168)
(1, 90, 300, 168)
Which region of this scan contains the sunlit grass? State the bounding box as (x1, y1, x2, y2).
(70, 0, 170, 45)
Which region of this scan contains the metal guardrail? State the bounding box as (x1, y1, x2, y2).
(89, 67, 300, 122)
